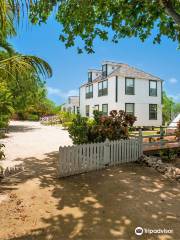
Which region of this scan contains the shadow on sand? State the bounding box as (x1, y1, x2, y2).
(8, 124, 40, 133)
(0, 151, 180, 240)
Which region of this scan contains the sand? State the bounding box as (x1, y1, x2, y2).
(0, 121, 180, 240)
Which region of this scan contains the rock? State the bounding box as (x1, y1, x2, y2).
(175, 168, 180, 175)
(157, 165, 166, 173)
(157, 159, 162, 164)
(138, 155, 180, 182)
(175, 175, 180, 180)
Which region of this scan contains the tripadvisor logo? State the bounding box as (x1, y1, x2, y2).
(135, 227, 143, 236)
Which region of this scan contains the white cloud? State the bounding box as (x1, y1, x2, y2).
(47, 87, 79, 99)
(169, 78, 178, 84)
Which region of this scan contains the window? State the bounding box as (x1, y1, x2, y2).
(149, 80, 157, 96)
(149, 104, 157, 120)
(125, 103, 135, 116)
(94, 105, 99, 111)
(102, 64, 107, 78)
(125, 78, 135, 95)
(86, 105, 90, 117)
(88, 72, 92, 82)
(77, 107, 80, 114)
(86, 85, 93, 98)
(115, 76, 118, 102)
(102, 104, 108, 115)
(98, 80, 108, 96)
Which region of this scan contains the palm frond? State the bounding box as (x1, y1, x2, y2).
(0, 0, 29, 38)
(0, 54, 52, 79)
(0, 38, 14, 54)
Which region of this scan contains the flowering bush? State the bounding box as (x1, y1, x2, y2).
(68, 110, 137, 144)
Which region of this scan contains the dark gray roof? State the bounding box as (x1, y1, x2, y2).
(81, 62, 162, 87)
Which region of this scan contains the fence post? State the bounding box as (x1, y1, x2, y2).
(139, 128, 143, 155)
(104, 139, 110, 165)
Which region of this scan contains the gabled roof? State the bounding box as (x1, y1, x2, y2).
(109, 63, 162, 81)
(80, 62, 162, 87)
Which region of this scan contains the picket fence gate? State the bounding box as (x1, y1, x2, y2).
(57, 138, 142, 178)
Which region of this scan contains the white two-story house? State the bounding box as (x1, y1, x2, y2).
(61, 96, 80, 114)
(80, 61, 163, 127)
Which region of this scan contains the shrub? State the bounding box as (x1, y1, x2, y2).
(159, 149, 177, 161)
(27, 114, 39, 121)
(90, 110, 136, 142)
(68, 114, 90, 144)
(0, 115, 10, 128)
(62, 121, 73, 129)
(58, 111, 76, 124)
(0, 83, 14, 129)
(68, 110, 137, 144)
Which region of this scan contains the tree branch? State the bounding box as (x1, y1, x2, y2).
(159, 0, 180, 25)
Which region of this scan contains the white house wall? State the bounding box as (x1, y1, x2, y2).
(80, 76, 162, 127)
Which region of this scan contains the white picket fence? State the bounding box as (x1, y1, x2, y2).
(57, 138, 142, 177)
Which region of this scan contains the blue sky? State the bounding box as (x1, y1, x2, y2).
(10, 16, 180, 105)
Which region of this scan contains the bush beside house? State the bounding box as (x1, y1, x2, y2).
(68, 110, 136, 144)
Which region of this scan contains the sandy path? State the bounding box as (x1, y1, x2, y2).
(2, 121, 72, 161)
(0, 121, 72, 169)
(0, 121, 180, 240)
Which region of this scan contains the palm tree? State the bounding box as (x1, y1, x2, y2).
(0, 0, 25, 38)
(0, 49, 52, 80)
(0, 0, 52, 80)
(0, 0, 53, 128)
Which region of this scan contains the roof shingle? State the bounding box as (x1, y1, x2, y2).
(80, 62, 162, 87)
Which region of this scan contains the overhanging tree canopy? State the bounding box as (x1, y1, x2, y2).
(29, 0, 180, 53)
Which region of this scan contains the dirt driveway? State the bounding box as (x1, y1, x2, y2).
(0, 121, 180, 240)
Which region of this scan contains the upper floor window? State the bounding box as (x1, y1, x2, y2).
(125, 103, 135, 116)
(125, 78, 135, 95)
(149, 80, 157, 96)
(149, 104, 157, 120)
(98, 80, 108, 96)
(102, 64, 107, 78)
(102, 104, 108, 115)
(86, 105, 90, 117)
(88, 72, 92, 82)
(86, 85, 93, 99)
